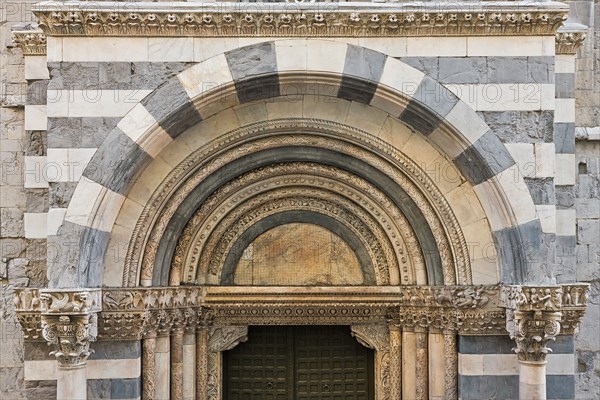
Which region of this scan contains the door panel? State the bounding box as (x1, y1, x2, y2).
(224, 326, 374, 400)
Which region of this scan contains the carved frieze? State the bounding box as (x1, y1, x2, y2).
(33, 4, 568, 38)
(14, 284, 588, 342)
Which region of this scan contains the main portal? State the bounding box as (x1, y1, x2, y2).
(223, 325, 375, 400)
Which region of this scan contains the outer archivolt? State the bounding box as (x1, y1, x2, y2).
(124, 118, 471, 287)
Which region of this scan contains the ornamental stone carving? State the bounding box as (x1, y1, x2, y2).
(556, 31, 587, 54)
(11, 30, 47, 55)
(33, 3, 568, 38)
(501, 284, 589, 363)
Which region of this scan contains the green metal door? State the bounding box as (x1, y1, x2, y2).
(223, 326, 375, 400)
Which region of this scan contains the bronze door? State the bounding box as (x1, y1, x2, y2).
(223, 326, 375, 400)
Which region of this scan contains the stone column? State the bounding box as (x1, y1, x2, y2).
(171, 329, 185, 400)
(501, 286, 563, 400)
(389, 325, 402, 400)
(142, 335, 157, 400)
(196, 325, 209, 399)
(415, 328, 429, 400)
(38, 289, 101, 400)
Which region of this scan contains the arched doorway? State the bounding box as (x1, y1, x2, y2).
(223, 325, 375, 399)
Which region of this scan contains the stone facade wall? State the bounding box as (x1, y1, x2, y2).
(1, 1, 599, 400)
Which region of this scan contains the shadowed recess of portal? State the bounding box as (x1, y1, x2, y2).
(220, 212, 376, 285)
(153, 146, 442, 286)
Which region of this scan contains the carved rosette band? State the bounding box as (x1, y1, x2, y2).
(501, 284, 589, 363)
(24, 289, 102, 367)
(32, 3, 568, 38)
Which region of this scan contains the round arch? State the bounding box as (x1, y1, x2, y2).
(56, 39, 541, 289)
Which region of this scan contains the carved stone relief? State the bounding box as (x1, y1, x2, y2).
(125, 119, 471, 287)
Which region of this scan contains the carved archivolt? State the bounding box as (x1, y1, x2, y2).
(172, 163, 426, 286)
(124, 119, 471, 287)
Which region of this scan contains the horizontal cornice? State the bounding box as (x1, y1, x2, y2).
(32, 1, 569, 37)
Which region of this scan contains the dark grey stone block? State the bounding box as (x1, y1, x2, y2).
(438, 57, 487, 84)
(48, 117, 119, 148)
(49, 182, 77, 208)
(412, 75, 459, 119)
(27, 130, 47, 156)
(527, 56, 555, 84)
(25, 380, 57, 400)
(524, 178, 555, 205)
(398, 57, 439, 79)
(235, 74, 280, 104)
(140, 78, 202, 138)
(83, 127, 152, 195)
(576, 175, 600, 199)
(343, 45, 387, 82)
(554, 123, 575, 154)
(480, 110, 554, 143)
(89, 341, 141, 360)
(226, 41, 278, 81)
(492, 220, 543, 284)
(77, 226, 111, 287)
(487, 57, 528, 83)
(555, 73, 575, 98)
(454, 130, 515, 185)
(48, 62, 191, 90)
(398, 101, 443, 136)
(547, 375, 575, 399)
(87, 379, 111, 400)
(338, 45, 386, 104)
(27, 80, 48, 105)
(47, 221, 86, 288)
(555, 185, 576, 208)
(458, 335, 515, 354)
(556, 236, 577, 257)
(551, 335, 574, 354)
(111, 378, 140, 399)
(458, 375, 519, 400)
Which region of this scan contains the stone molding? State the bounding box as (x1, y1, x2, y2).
(500, 284, 589, 363)
(11, 29, 47, 55)
(14, 284, 588, 343)
(32, 1, 568, 37)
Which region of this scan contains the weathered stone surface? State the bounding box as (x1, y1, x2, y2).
(26, 80, 48, 105)
(555, 72, 575, 98)
(24, 342, 54, 361)
(0, 367, 26, 400)
(577, 220, 600, 245)
(111, 378, 141, 399)
(399, 57, 439, 79)
(49, 182, 77, 208)
(339, 45, 386, 104)
(89, 341, 140, 360)
(87, 379, 111, 399)
(25, 188, 49, 213)
(479, 110, 554, 143)
(0, 208, 24, 238)
(47, 117, 119, 148)
(46, 221, 85, 288)
(487, 56, 528, 83)
(524, 177, 555, 205)
(27, 130, 46, 156)
(140, 78, 202, 138)
(438, 57, 487, 84)
(455, 130, 514, 185)
(555, 122, 576, 154)
(576, 175, 600, 199)
(83, 127, 152, 195)
(25, 380, 57, 400)
(576, 198, 600, 219)
(226, 41, 278, 81)
(555, 185, 576, 208)
(458, 375, 519, 400)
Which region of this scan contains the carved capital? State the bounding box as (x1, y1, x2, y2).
(501, 284, 588, 363)
(351, 324, 390, 351)
(11, 29, 47, 55)
(208, 325, 248, 352)
(41, 313, 98, 367)
(556, 31, 586, 54)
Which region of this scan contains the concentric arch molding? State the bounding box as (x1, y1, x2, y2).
(32, 1, 568, 38)
(123, 118, 471, 287)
